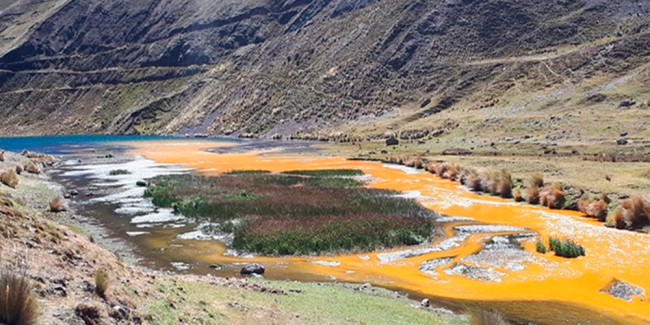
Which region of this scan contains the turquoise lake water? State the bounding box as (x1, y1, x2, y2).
(0, 135, 239, 154)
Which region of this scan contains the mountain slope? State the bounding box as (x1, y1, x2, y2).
(0, 0, 649, 140)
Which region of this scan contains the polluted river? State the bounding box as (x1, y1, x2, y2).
(30, 137, 650, 325)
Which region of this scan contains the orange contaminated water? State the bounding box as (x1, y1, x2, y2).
(125, 140, 650, 324)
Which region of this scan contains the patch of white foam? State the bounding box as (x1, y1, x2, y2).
(377, 233, 470, 263)
(130, 209, 185, 224)
(435, 216, 476, 223)
(454, 225, 528, 234)
(311, 261, 341, 267)
(382, 164, 422, 175)
(171, 262, 190, 271)
(126, 231, 150, 237)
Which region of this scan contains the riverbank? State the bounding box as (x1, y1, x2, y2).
(122, 140, 650, 325)
(0, 148, 468, 325)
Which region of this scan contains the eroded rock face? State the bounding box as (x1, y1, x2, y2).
(0, 0, 648, 137)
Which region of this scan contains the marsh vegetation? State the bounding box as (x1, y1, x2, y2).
(144, 170, 437, 255)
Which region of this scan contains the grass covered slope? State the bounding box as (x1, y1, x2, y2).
(144, 171, 437, 255)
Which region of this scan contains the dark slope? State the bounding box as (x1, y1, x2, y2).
(0, 0, 649, 138)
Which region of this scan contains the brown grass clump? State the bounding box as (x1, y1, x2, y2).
(444, 164, 460, 181)
(480, 171, 498, 194)
(49, 196, 67, 213)
(525, 184, 540, 205)
(1, 169, 19, 189)
(0, 269, 39, 325)
(469, 309, 509, 325)
(496, 170, 513, 199)
(578, 194, 610, 221)
(0, 151, 4, 162)
(540, 183, 565, 209)
(513, 187, 524, 202)
(425, 162, 438, 174)
(463, 169, 483, 192)
(94, 270, 109, 299)
(607, 195, 650, 229)
(14, 166, 22, 175)
(527, 173, 544, 188)
(23, 163, 40, 175)
(435, 163, 448, 178)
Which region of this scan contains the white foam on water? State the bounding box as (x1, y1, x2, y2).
(131, 209, 185, 224)
(126, 231, 150, 237)
(311, 261, 341, 267)
(382, 164, 423, 175)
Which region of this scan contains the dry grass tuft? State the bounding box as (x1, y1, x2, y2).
(496, 170, 513, 198)
(540, 183, 565, 209)
(49, 196, 67, 213)
(527, 173, 544, 188)
(0, 269, 39, 325)
(578, 194, 609, 221)
(463, 169, 483, 192)
(469, 309, 509, 325)
(1, 169, 19, 189)
(435, 163, 448, 178)
(444, 164, 460, 181)
(525, 184, 540, 205)
(23, 163, 40, 175)
(0, 151, 4, 162)
(94, 270, 109, 300)
(513, 187, 524, 202)
(607, 195, 650, 229)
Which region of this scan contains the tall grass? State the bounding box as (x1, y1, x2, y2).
(607, 195, 650, 229)
(95, 270, 109, 299)
(109, 169, 130, 176)
(144, 173, 436, 255)
(548, 237, 585, 258)
(281, 169, 363, 177)
(540, 183, 565, 209)
(0, 269, 39, 325)
(469, 309, 508, 325)
(0, 169, 19, 189)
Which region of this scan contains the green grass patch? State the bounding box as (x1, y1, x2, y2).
(109, 169, 130, 176)
(144, 173, 436, 255)
(281, 169, 364, 177)
(549, 237, 585, 258)
(536, 241, 547, 254)
(224, 170, 271, 175)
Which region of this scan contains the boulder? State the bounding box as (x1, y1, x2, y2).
(421, 298, 430, 307)
(420, 98, 432, 108)
(386, 137, 399, 146)
(619, 100, 636, 108)
(240, 263, 265, 275)
(616, 138, 628, 145)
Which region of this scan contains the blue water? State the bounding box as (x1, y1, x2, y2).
(0, 135, 239, 154)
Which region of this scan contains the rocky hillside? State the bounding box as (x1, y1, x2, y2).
(0, 0, 649, 140)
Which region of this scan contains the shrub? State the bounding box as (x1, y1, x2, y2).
(444, 164, 460, 180)
(469, 309, 508, 325)
(513, 187, 524, 202)
(109, 169, 130, 176)
(23, 163, 40, 175)
(136, 180, 148, 187)
(496, 170, 512, 199)
(549, 237, 585, 258)
(0, 169, 19, 189)
(49, 196, 67, 213)
(527, 173, 544, 188)
(463, 169, 483, 192)
(578, 197, 608, 221)
(94, 270, 109, 299)
(0, 152, 4, 162)
(0, 269, 39, 325)
(540, 183, 565, 209)
(536, 241, 547, 254)
(15, 166, 22, 175)
(607, 195, 650, 229)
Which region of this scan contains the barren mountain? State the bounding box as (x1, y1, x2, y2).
(0, 0, 649, 140)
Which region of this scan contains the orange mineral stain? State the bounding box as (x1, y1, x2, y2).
(125, 140, 650, 324)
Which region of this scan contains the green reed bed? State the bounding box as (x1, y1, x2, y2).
(144, 171, 436, 255)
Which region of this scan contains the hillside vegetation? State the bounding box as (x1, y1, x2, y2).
(0, 0, 648, 146)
